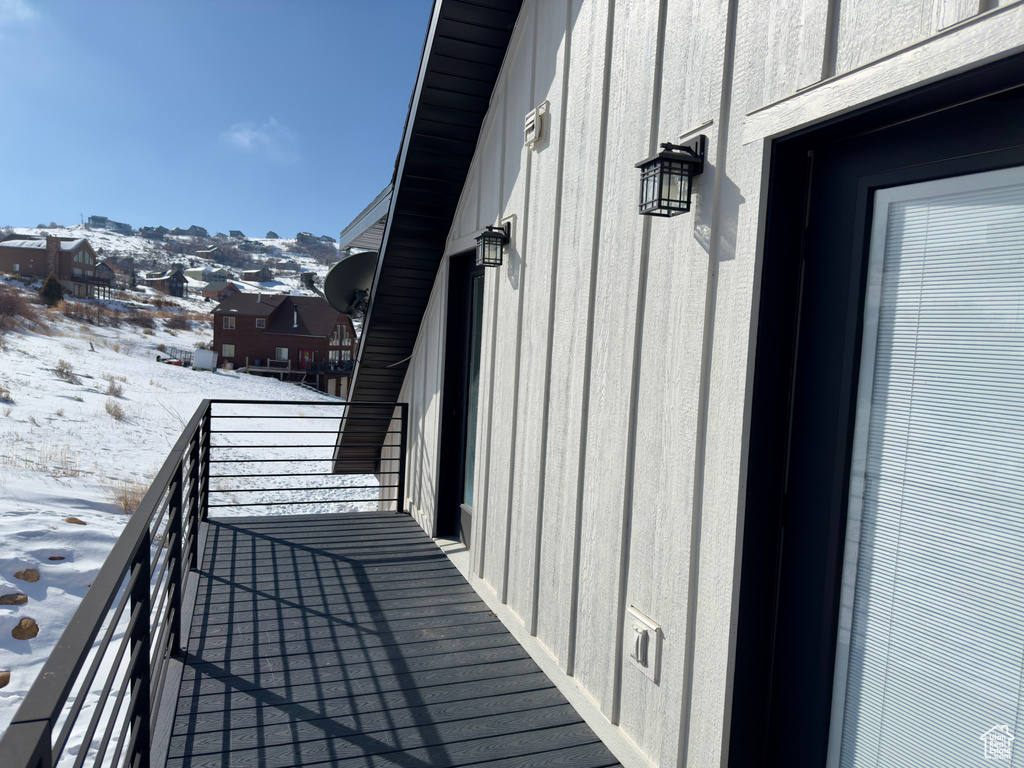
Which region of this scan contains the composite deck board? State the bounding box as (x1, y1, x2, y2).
(168, 512, 620, 767)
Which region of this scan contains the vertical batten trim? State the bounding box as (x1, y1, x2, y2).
(529, 0, 573, 638)
(821, 0, 842, 79)
(477, 87, 511, 581)
(610, 0, 669, 728)
(500, 6, 539, 606)
(567, 0, 616, 678)
(679, 0, 741, 762)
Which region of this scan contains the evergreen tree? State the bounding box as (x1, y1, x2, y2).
(39, 274, 64, 307)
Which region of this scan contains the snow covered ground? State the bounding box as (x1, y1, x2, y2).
(0, 279, 373, 742)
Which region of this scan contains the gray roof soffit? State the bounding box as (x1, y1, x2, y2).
(348, 0, 523, 404)
(338, 184, 394, 252)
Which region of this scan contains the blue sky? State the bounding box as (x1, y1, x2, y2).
(0, 0, 432, 239)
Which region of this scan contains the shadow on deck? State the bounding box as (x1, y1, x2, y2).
(168, 513, 621, 768)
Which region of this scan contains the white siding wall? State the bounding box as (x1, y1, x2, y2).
(393, 0, 1024, 765)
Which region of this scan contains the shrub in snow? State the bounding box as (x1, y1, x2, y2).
(39, 274, 64, 307)
(54, 360, 80, 385)
(164, 314, 191, 331)
(0, 285, 39, 331)
(104, 398, 126, 421)
(105, 478, 148, 514)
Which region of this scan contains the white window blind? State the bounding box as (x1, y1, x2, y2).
(829, 166, 1024, 766)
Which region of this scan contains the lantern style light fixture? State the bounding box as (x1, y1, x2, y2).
(635, 134, 707, 217)
(475, 222, 510, 267)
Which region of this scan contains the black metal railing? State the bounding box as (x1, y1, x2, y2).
(0, 399, 407, 768)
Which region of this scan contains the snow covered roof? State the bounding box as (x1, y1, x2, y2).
(1, 238, 87, 251)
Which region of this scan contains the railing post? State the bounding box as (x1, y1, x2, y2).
(168, 459, 184, 657)
(188, 409, 203, 565)
(396, 403, 408, 515)
(200, 404, 211, 523)
(129, 532, 151, 768)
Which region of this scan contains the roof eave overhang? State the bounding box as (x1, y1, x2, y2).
(345, 0, 523, 406)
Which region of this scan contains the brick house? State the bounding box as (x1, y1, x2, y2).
(0, 235, 111, 298)
(201, 281, 241, 300)
(212, 293, 356, 397)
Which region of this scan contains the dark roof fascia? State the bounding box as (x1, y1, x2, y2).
(347, 0, 523, 406)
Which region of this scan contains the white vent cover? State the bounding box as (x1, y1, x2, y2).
(524, 101, 549, 149)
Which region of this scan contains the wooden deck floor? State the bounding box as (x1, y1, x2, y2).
(167, 513, 622, 768)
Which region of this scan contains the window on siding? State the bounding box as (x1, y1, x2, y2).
(328, 350, 339, 362)
(13, 264, 18, 272)
(341, 349, 351, 361)
(329, 325, 340, 345)
(275, 347, 288, 361)
(222, 343, 235, 358)
(222, 316, 235, 330)
(255, 318, 266, 329)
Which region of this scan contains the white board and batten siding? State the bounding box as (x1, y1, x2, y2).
(390, 0, 1024, 766)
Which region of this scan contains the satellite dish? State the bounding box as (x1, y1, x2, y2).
(324, 250, 378, 316)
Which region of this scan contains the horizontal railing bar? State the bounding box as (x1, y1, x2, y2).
(210, 430, 396, 437)
(208, 457, 386, 464)
(106, 672, 140, 768)
(211, 414, 395, 420)
(149, 605, 175, 702)
(74, 604, 142, 768)
(149, 564, 176, 642)
(208, 471, 390, 479)
(207, 442, 397, 450)
(208, 484, 387, 493)
(208, 498, 382, 508)
(206, 399, 397, 406)
(52, 570, 137, 760)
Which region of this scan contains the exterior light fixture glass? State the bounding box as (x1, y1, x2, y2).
(475, 223, 510, 267)
(636, 134, 707, 217)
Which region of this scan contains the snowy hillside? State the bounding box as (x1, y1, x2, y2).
(3, 225, 338, 298)
(0, 278, 366, 738)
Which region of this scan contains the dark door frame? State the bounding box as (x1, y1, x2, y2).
(730, 54, 1024, 768)
(437, 251, 484, 544)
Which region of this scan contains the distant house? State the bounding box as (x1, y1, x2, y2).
(212, 293, 356, 397)
(108, 220, 133, 235)
(196, 246, 225, 261)
(239, 265, 272, 282)
(186, 225, 208, 237)
(94, 260, 117, 287)
(229, 230, 245, 238)
(317, 234, 337, 244)
(184, 266, 232, 282)
(265, 231, 279, 239)
(169, 227, 188, 236)
(87, 215, 108, 228)
(0, 235, 111, 298)
(138, 269, 186, 298)
(295, 232, 318, 247)
(139, 226, 169, 240)
(113, 258, 136, 278)
(201, 280, 241, 300)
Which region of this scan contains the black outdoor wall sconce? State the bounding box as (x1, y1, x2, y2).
(636, 134, 706, 217)
(475, 222, 510, 267)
